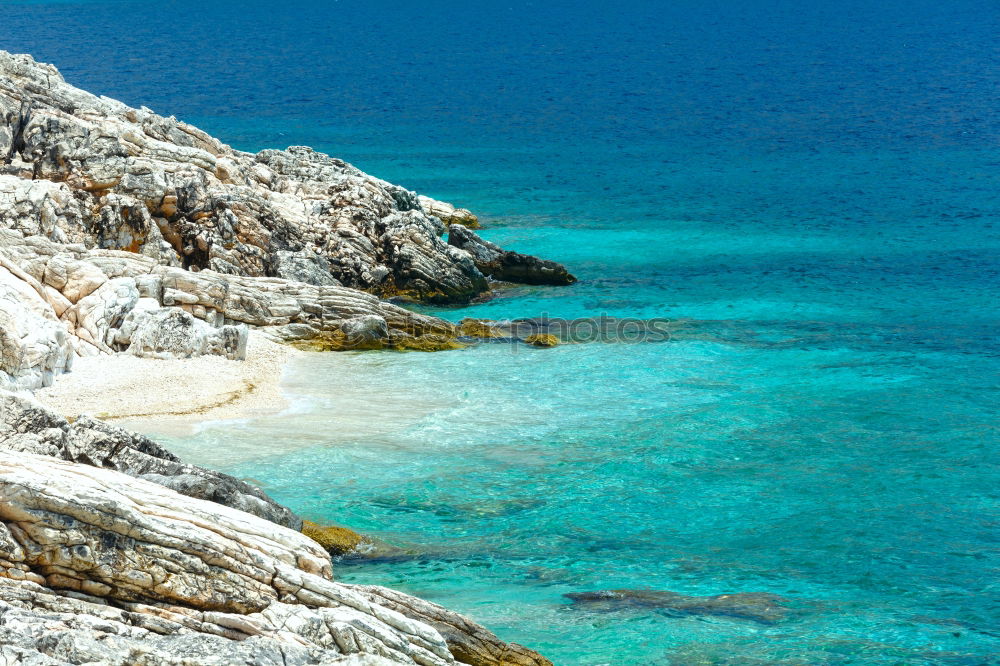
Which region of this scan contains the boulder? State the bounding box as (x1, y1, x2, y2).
(0, 263, 73, 391)
(447, 226, 575, 286)
(417, 196, 479, 229)
(117, 307, 248, 360)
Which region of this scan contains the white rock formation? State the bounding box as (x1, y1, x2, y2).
(0, 449, 454, 665)
(0, 227, 461, 389)
(0, 394, 552, 666)
(0, 51, 494, 303)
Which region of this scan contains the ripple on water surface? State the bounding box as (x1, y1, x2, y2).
(158, 330, 1000, 664)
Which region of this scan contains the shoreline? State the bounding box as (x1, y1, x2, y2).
(35, 331, 299, 438)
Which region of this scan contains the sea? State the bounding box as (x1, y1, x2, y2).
(4, 0, 999, 663)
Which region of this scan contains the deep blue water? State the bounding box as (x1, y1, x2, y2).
(5, 1, 1000, 663)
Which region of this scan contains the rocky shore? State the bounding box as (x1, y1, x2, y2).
(0, 51, 563, 664)
(0, 50, 574, 391)
(0, 392, 550, 665)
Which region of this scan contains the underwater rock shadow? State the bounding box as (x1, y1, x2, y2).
(564, 588, 793, 625)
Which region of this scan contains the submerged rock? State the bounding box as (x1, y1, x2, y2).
(458, 318, 507, 339)
(303, 521, 373, 557)
(302, 521, 419, 563)
(524, 334, 559, 348)
(565, 589, 790, 625)
(447, 226, 575, 286)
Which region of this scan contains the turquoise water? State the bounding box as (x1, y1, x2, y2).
(155, 146, 1000, 663)
(6, 0, 1000, 662)
(162, 323, 1000, 664)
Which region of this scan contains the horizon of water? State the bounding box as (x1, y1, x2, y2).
(4, 1, 999, 663)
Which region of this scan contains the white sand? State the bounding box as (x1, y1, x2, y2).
(35, 331, 299, 437)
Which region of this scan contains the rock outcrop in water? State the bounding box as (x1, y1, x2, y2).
(447, 226, 575, 286)
(0, 392, 552, 665)
(0, 390, 301, 529)
(0, 50, 560, 664)
(0, 51, 566, 304)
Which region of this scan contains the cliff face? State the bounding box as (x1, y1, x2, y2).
(0, 51, 492, 303)
(0, 51, 575, 390)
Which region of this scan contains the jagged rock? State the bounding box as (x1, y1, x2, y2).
(0, 259, 73, 391)
(117, 307, 247, 361)
(0, 391, 300, 529)
(0, 592, 408, 666)
(350, 586, 552, 666)
(275, 249, 343, 287)
(564, 589, 790, 625)
(0, 52, 501, 303)
(0, 228, 463, 387)
(0, 450, 455, 665)
(447, 226, 575, 286)
(417, 196, 479, 229)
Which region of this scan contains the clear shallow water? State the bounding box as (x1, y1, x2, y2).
(5, 0, 1000, 663)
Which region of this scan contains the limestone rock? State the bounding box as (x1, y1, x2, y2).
(447, 226, 575, 286)
(417, 196, 479, 229)
(350, 586, 552, 666)
(0, 390, 300, 529)
(0, 228, 463, 387)
(118, 307, 248, 361)
(0, 261, 73, 391)
(0, 52, 494, 303)
(0, 51, 573, 303)
(0, 395, 552, 665)
(275, 249, 343, 287)
(0, 450, 455, 665)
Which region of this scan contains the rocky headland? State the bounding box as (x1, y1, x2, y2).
(0, 50, 575, 391)
(0, 51, 564, 664)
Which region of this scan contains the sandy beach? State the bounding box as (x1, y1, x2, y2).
(36, 331, 299, 437)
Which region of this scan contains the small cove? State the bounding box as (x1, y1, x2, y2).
(6, 0, 999, 662)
